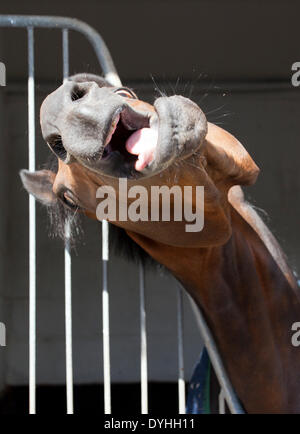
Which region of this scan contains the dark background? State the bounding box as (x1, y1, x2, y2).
(0, 0, 299, 413)
(0, 0, 299, 82)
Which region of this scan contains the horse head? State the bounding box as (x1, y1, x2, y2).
(20, 73, 259, 248)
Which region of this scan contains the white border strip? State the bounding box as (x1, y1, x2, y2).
(139, 262, 148, 414)
(27, 26, 36, 415)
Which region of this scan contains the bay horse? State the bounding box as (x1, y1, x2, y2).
(20, 73, 300, 413)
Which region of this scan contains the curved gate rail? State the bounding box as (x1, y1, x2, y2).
(0, 14, 244, 415)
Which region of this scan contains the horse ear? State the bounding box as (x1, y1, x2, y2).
(204, 123, 260, 186)
(20, 169, 56, 205)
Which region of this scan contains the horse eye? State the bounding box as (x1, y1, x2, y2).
(62, 192, 78, 210)
(114, 88, 137, 99)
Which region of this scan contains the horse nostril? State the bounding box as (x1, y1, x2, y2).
(71, 85, 86, 101)
(47, 135, 67, 161)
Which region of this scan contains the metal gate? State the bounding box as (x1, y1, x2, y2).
(0, 14, 244, 415)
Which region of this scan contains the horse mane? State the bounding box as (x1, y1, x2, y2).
(108, 224, 160, 268)
(228, 185, 298, 291)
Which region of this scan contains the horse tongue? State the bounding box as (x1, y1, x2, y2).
(125, 127, 158, 171)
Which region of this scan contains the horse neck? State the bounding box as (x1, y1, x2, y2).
(126, 207, 300, 412)
(176, 209, 300, 413)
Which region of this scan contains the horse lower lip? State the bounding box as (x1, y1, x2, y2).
(105, 114, 120, 147)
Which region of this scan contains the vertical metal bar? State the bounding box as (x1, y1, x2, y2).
(27, 26, 36, 415)
(139, 261, 148, 414)
(62, 29, 69, 81)
(219, 389, 226, 414)
(102, 220, 111, 414)
(188, 294, 245, 414)
(62, 29, 74, 415)
(177, 287, 186, 414)
(64, 223, 73, 414)
(104, 72, 122, 87)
